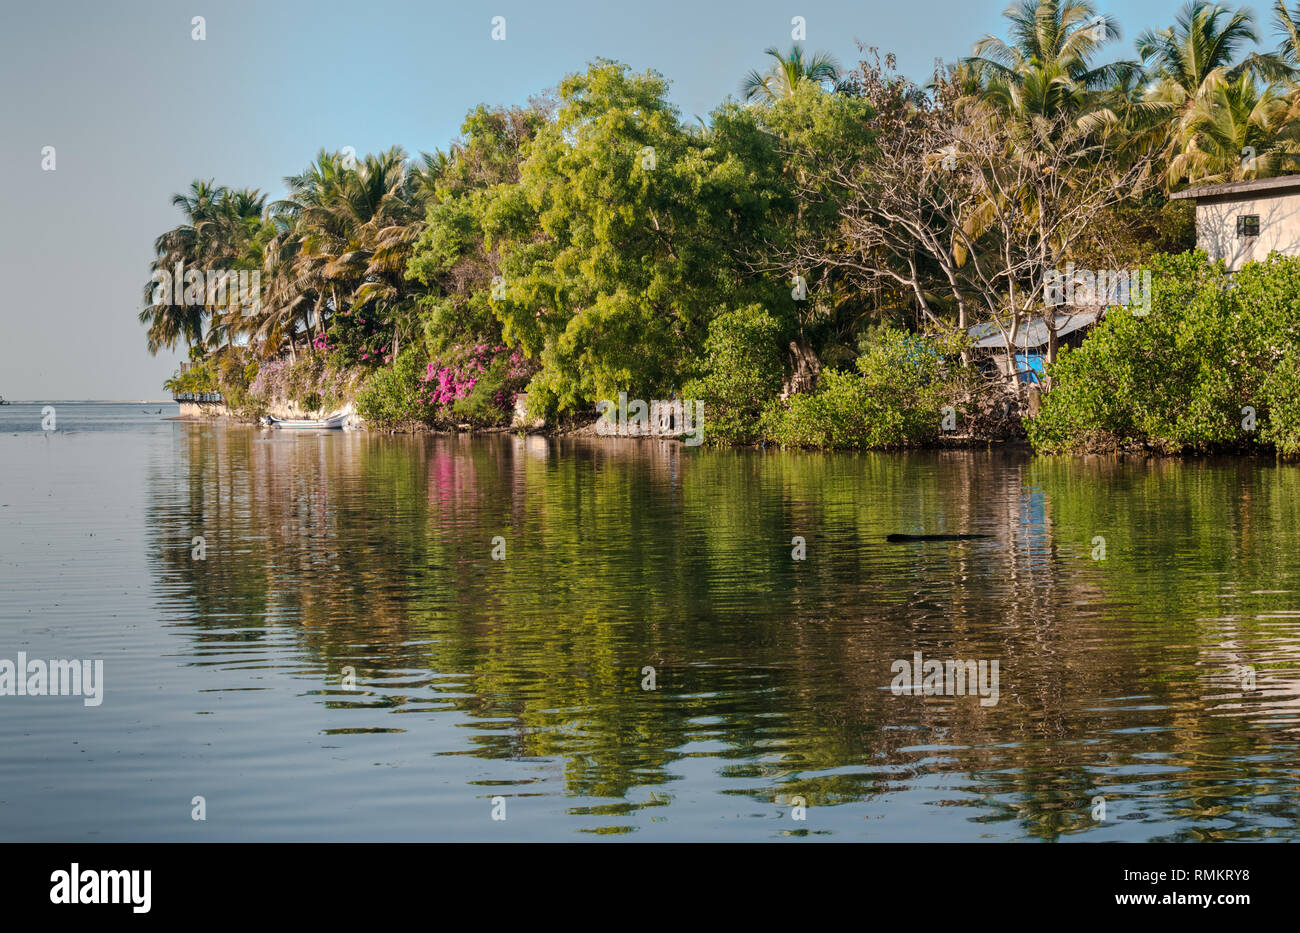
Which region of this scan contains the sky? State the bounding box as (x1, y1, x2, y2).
(0, 0, 1224, 399)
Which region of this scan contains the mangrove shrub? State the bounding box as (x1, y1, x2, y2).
(1029, 252, 1300, 455)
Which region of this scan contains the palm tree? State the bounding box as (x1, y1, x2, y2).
(139, 180, 224, 355)
(257, 147, 429, 360)
(1137, 1, 1260, 104)
(343, 148, 428, 357)
(205, 187, 267, 349)
(1244, 2, 1300, 85)
(964, 0, 1138, 123)
(257, 213, 316, 361)
(741, 44, 842, 102)
(1137, 2, 1296, 186)
(140, 181, 269, 355)
(1167, 71, 1294, 182)
(256, 155, 337, 360)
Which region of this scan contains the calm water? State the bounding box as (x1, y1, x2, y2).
(1, 401, 1299, 841)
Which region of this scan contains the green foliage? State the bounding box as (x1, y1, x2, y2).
(1261, 348, 1300, 455)
(217, 354, 253, 411)
(413, 343, 533, 427)
(164, 348, 263, 414)
(326, 310, 393, 367)
(1071, 197, 1197, 268)
(410, 196, 481, 278)
(1030, 251, 1300, 455)
(451, 356, 516, 425)
(165, 360, 218, 395)
(761, 328, 970, 449)
(417, 292, 499, 358)
(482, 61, 795, 416)
(355, 347, 435, 430)
(406, 104, 551, 358)
(682, 304, 787, 443)
(759, 78, 876, 175)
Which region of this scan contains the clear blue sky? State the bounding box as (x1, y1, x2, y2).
(0, 0, 1236, 398)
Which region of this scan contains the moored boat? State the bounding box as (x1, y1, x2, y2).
(267, 414, 346, 430)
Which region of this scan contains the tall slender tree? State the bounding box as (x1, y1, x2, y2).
(965, 0, 1138, 123)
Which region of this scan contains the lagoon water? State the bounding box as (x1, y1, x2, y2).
(1, 401, 1299, 841)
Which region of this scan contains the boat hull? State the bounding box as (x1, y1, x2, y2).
(268, 415, 346, 430)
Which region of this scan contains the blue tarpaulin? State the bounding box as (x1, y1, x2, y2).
(1015, 353, 1044, 384)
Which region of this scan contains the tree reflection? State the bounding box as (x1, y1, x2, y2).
(144, 431, 1300, 839)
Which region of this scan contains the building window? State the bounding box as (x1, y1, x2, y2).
(1237, 214, 1260, 237)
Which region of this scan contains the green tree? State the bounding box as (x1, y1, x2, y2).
(1136, 1, 1288, 185)
(406, 103, 552, 355)
(261, 147, 430, 363)
(484, 60, 792, 415)
(1029, 251, 1300, 454)
(761, 328, 973, 449)
(1167, 71, 1294, 182)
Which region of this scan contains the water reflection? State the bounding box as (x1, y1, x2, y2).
(142, 429, 1300, 840)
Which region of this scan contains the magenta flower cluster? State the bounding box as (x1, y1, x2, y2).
(419, 344, 530, 412)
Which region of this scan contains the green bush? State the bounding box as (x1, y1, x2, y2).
(1261, 349, 1300, 456)
(1029, 251, 1300, 455)
(450, 355, 513, 426)
(355, 347, 434, 429)
(164, 349, 259, 414)
(164, 360, 217, 395)
(760, 328, 970, 449)
(682, 304, 787, 444)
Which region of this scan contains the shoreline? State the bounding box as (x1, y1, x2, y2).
(159, 411, 1295, 460)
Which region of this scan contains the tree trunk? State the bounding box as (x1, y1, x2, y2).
(1044, 315, 1059, 393)
(780, 337, 822, 400)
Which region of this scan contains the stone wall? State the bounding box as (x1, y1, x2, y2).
(177, 399, 363, 429)
(177, 400, 232, 419)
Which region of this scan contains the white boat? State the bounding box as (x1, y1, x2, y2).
(267, 414, 347, 430)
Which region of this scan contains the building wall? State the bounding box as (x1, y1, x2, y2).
(1196, 190, 1300, 271)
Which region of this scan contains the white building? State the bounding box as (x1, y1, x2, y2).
(1170, 174, 1300, 271)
